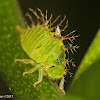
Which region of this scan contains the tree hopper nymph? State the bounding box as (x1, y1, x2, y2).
(14, 8, 79, 95)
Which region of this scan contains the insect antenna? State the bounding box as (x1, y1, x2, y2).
(25, 12, 34, 26)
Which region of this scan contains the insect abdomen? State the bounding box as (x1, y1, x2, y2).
(20, 25, 65, 63)
(20, 25, 50, 54)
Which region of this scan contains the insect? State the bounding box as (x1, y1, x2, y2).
(14, 8, 79, 95)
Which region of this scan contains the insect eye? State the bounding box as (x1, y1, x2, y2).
(50, 66, 55, 68)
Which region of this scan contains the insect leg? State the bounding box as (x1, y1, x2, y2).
(59, 76, 65, 95)
(33, 67, 43, 87)
(14, 59, 34, 64)
(23, 64, 41, 76)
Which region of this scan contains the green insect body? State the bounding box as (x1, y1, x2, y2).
(15, 8, 79, 95)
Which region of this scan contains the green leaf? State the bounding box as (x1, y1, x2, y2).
(66, 29, 100, 100)
(73, 29, 100, 82)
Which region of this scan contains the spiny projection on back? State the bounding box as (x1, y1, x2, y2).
(14, 8, 79, 95)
